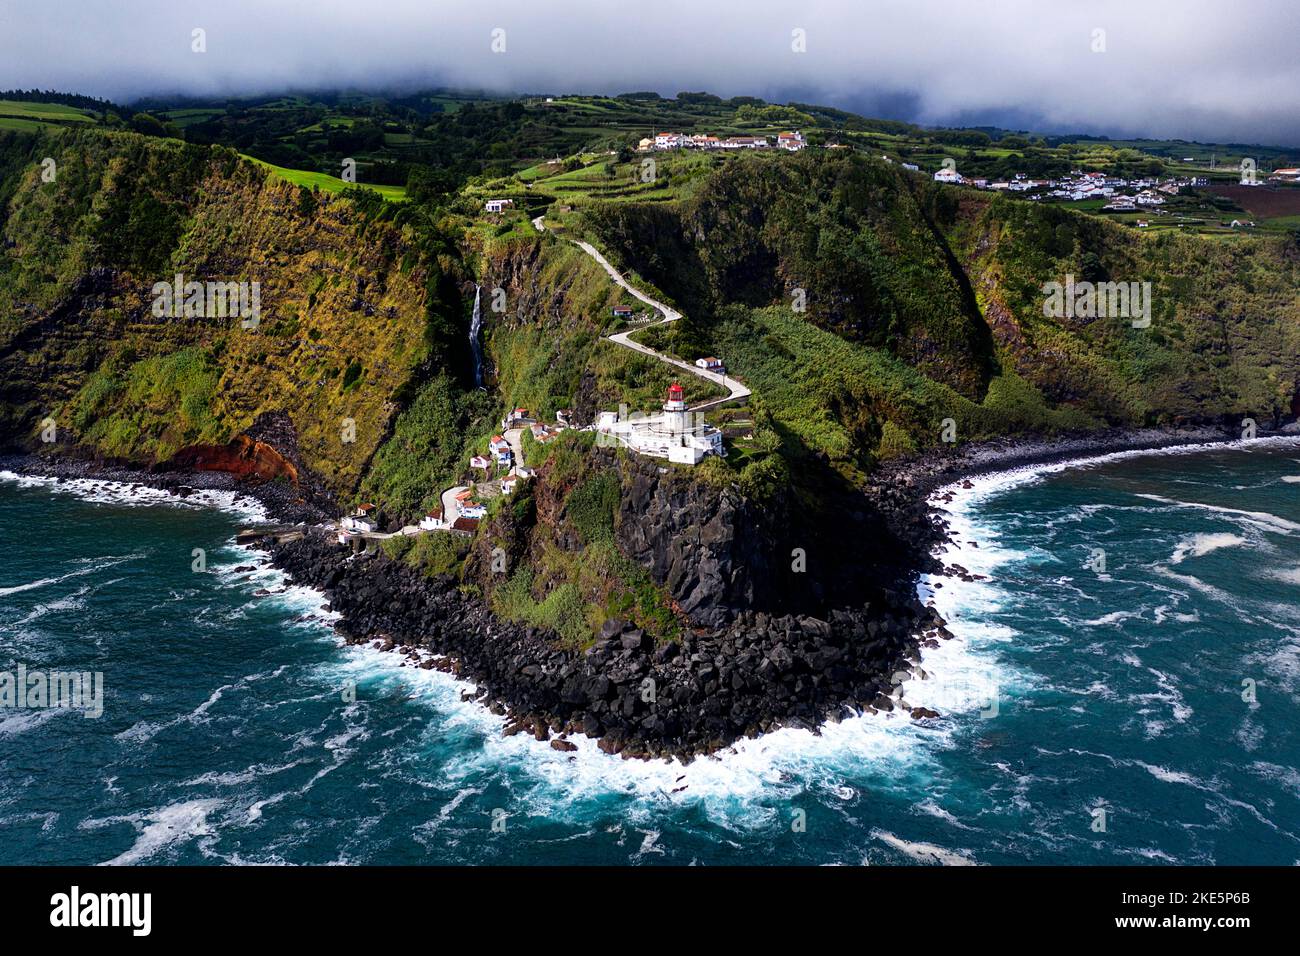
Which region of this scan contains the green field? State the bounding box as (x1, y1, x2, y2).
(0, 117, 54, 132)
(243, 155, 407, 201)
(157, 108, 223, 128)
(0, 100, 96, 131)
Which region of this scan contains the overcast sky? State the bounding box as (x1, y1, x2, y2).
(3, 1, 1298, 145)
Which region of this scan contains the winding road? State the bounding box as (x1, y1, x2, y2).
(536, 218, 750, 411)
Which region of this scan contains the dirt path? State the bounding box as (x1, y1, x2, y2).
(533, 219, 750, 411)
(571, 239, 750, 410)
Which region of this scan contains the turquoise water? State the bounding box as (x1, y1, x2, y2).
(1, 441, 1298, 865)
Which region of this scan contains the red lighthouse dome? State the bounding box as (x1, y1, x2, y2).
(663, 381, 687, 413)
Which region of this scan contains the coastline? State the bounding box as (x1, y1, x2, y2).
(0, 452, 331, 526)
(870, 424, 1271, 568)
(5, 423, 1293, 761)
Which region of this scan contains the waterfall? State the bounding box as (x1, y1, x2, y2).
(469, 285, 483, 387)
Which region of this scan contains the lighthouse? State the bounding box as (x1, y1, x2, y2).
(662, 381, 688, 435)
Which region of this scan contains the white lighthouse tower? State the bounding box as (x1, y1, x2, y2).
(662, 381, 688, 435)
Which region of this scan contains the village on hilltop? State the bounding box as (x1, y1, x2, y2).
(637, 130, 807, 152)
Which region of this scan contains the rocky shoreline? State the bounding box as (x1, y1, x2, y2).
(268, 532, 938, 759)
(2, 421, 1277, 760)
(0, 450, 333, 525)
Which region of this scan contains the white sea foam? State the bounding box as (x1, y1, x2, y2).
(0, 553, 143, 597)
(0, 469, 270, 523)
(278, 436, 1299, 832)
(1137, 493, 1300, 535)
(870, 829, 980, 865)
(81, 798, 224, 865)
(1266, 566, 1300, 585)
(1151, 566, 1240, 607)
(115, 664, 301, 745)
(1169, 532, 1247, 565)
(0, 707, 63, 737)
(313, 633, 978, 835)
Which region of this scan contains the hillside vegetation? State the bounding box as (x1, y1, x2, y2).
(582, 150, 1300, 484)
(0, 128, 463, 494)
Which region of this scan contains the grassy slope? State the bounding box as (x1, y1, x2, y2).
(243, 155, 407, 201)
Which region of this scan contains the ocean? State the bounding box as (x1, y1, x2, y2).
(2, 440, 1298, 865)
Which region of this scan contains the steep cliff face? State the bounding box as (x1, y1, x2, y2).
(948, 195, 1300, 427)
(463, 434, 921, 647)
(614, 450, 920, 626)
(615, 461, 767, 628)
(0, 129, 436, 497)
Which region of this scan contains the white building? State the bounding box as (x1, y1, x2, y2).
(419, 508, 445, 531)
(934, 168, 963, 184)
(777, 131, 806, 151)
(694, 356, 724, 372)
(596, 382, 725, 465)
(484, 199, 514, 213)
(341, 503, 378, 533)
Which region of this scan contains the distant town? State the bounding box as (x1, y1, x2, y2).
(928, 163, 1300, 208)
(637, 130, 807, 152)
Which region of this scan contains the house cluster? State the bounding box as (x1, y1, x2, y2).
(416, 506, 481, 536)
(337, 408, 570, 544)
(454, 488, 487, 519)
(341, 503, 379, 534)
(638, 130, 806, 152)
(596, 382, 726, 466)
(932, 167, 1207, 208)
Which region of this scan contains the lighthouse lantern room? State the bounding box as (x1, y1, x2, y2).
(663, 381, 688, 434)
